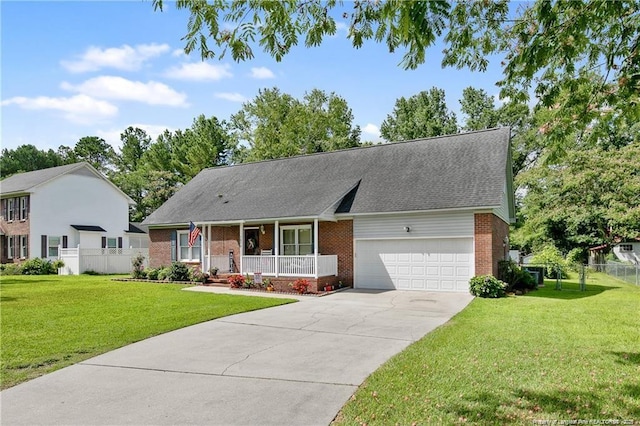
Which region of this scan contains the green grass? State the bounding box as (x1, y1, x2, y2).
(0, 275, 294, 389)
(335, 273, 640, 425)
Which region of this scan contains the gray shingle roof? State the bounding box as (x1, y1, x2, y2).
(143, 128, 512, 226)
(1, 162, 90, 195)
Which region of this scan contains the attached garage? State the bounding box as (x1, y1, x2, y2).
(353, 213, 475, 292)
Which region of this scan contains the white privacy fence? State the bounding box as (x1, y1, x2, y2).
(59, 247, 149, 275)
(241, 255, 338, 277)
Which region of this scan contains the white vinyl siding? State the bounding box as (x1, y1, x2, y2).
(354, 211, 474, 239)
(492, 182, 511, 224)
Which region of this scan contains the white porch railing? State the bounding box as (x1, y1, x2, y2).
(241, 255, 337, 278)
(59, 247, 149, 275)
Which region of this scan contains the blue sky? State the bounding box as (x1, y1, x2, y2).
(1, 1, 506, 153)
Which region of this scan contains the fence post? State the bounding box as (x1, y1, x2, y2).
(579, 264, 586, 291)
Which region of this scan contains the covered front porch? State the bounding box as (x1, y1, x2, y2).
(198, 218, 339, 279)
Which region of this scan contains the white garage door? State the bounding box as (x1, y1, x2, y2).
(355, 239, 473, 292)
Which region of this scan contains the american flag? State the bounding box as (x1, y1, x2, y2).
(188, 222, 201, 247)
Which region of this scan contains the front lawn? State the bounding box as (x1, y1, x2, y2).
(334, 273, 640, 424)
(0, 275, 294, 389)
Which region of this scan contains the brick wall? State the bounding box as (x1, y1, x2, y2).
(148, 228, 176, 268)
(474, 213, 509, 276)
(1, 196, 31, 263)
(150, 220, 354, 286)
(319, 220, 353, 286)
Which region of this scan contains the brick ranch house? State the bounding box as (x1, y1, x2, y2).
(142, 128, 515, 293)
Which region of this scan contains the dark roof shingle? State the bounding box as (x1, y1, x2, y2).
(143, 128, 512, 225)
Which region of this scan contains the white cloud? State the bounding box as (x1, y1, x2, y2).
(61, 43, 170, 73)
(61, 76, 188, 106)
(362, 123, 380, 138)
(97, 123, 174, 149)
(1, 94, 118, 124)
(172, 48, 186, 57)
(165, 62, 233, 81)
(493, 94, 510, 106)
(214, 92, 247, 103)
(249, 66, 275, 79)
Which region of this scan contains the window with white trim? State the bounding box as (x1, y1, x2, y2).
(107, 238, 117, 249)
(280, 225, 313, 255)
(20, 197, 28, 220)
(178, 231, 201, 261)
(619, 244, 633, 252)
(7, 236, 14, 259)
(20, 235, 28, 258)
(7, 199, 14, 221)
(48, 236, 60, 258)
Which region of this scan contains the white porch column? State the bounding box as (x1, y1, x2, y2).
(207, 224, 211, 273)
(274, 220, 279, 277)
(239, 222, 244, 275)
(314, 218, 319, 278)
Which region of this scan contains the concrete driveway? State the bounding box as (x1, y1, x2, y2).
(0, 288, 473, 426)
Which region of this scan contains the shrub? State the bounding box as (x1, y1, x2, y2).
(145, 268, 159, 280)
(228, 274, 245, 288)
(0, 263, 22, 275)
(190, 268, 207, 283)
(290, 278, 310, 294)
(132, 253, 146, 279)
(157, 266, 169, 281)
(243, 274, 254, 288)
(167, 262, 191, 282)
(21, 258, 57, 275)
(469, 275, 507, 298)
(498, 260, 537, 292)
(530, 245, 568, 278)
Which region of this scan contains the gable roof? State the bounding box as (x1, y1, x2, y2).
(143, 128, 513, 226)
(0, 162, 134, 204)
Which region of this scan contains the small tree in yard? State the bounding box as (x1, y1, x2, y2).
(132, 253, 146, 279)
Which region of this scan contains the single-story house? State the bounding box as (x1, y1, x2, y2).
(142, 127, 516, 292)
(589, 240, 640, 266)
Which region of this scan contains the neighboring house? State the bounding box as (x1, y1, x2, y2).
(589, 241, 640, 266)
(142, 128, 516, 293)
(0, 162, 139, 268)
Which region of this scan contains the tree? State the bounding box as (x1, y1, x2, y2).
(0, 145, 62, 177)
(116, 127, 152, 173)
(459, 87, 500, 131)
(229, 87, 361, 162)
(57, 145, 78, 165)
(74, 136, 116, 174)
(380, 87, 457, 141)
(154, 0, 639, 149)
(171, 115, 232, 180)
(514, 143, 640, 253)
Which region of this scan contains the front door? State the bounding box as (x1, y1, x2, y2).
(244, 228, 260, 255)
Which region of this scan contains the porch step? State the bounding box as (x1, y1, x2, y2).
(204, 277, 229, 286)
